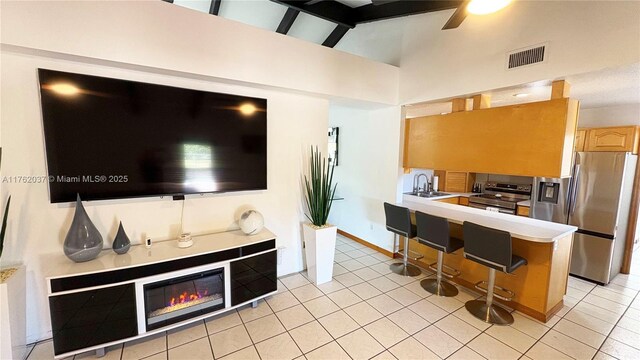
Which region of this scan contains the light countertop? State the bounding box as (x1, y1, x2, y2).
(43, 228, 276, 281)
(400, 199, 576, 243)
(518, 200, 531, 207)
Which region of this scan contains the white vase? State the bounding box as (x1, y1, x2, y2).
(303, 223, 337, 285)
(0, 265, 26, 360)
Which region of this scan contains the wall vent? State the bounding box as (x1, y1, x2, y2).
(507, 44, 546, 69)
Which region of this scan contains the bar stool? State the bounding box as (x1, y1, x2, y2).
(415, 211, 463, 297)
(384, 202, 422, 277)
(462, 221, 527, 325)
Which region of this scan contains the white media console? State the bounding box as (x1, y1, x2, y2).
(43, 229, 278, 358)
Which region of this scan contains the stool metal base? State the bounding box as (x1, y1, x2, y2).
(389, 262, 422, 277)
(420, 278, 458, 297)
(465, 299, 514, 325)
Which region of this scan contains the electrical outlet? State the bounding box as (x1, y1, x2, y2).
(370, 223, 374, 230)
(277, 246, 285, 265)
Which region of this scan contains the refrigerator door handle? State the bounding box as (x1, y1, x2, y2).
(569, 164, 581, 215)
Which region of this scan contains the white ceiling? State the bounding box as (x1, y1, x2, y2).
(405, 63, 640, 118)
(171, 1, 638, 112)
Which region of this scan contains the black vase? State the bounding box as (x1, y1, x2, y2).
(112, 221, 131, 255)
(63, 194, 103, 262)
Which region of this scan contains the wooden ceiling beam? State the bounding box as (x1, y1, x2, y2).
(209, 0, 221, 15)
(354, 0, 462, 24)
(277, 8, 300, 34)
(270, 0, 356, 28)
(322, 24, 350, 48)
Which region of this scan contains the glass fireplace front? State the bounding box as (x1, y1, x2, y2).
(144, 268, 225, 331)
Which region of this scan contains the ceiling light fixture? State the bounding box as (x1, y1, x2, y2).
(467, 0, 511, 15)
(513, 93, 529, 98)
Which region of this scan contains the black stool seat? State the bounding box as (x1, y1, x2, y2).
(387, 223, 417, 239)
(415, 211, 462, 297)
(384, 202, 422, 277)
(417, 236, 463, 254)
(462, 221, 528, 326)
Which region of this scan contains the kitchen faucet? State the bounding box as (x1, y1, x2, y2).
(415, 173, 428, 194)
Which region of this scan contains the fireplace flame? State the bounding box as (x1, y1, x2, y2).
(168, 289, 209, 308)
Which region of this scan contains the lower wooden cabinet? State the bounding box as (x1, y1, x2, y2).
(459, 197, 470, 206)
(436, 197, 460, 205)
(584, 126, 639, 154)
(517, 206, 530, 217)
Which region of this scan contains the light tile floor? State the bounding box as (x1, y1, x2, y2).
(27, 234, 640, 360)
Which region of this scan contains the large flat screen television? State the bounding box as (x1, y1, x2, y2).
(38, 69, 267, 203)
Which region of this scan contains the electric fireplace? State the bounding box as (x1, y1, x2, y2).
(142, 267, 225, 331)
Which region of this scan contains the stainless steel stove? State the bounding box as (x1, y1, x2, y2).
(468, 182, 532, 215)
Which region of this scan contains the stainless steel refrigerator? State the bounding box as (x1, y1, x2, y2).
(532, 152, 637, 284)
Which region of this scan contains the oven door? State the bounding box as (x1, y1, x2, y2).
(469, 203, 516, 215)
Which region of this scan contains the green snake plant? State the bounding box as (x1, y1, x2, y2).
(304, 146, 337, 227)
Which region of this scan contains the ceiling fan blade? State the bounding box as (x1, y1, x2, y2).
(442, 0, 469, 30)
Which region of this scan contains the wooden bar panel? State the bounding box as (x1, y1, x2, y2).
(407, 226, 573, 322)
(404, 98, 580, 178)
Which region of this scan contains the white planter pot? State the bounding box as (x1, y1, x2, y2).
(0, 265, 26, 360)
(303, 224, 337, 285)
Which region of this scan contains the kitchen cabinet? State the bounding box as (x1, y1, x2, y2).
(517, 205, 530, 217)
(584, 126, 639, 154)
(575, 129, 587, 152)
(459, 197, 469, 206)
(404, 98, 580, 178)
(436, 197, 459, 205)
(434, 170, 475, 193)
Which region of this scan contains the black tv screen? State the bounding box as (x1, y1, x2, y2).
(38, 69, 267, 203)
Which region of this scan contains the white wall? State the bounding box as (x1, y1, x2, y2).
(0, 0, 399, 105)
(0, 0, 405, 344)
(0, 50, 328, 343)
(399, 1, 640, 104)
(579, 104, 640, 128)
(327, 104, 403, 251)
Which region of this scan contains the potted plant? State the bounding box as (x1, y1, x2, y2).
(302, 146, 338, 285)
(0, 149, 27, 360)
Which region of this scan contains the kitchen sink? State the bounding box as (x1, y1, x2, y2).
(405, 191, 450, 198)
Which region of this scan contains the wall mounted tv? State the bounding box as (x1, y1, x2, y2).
(38, 69, 267, 203)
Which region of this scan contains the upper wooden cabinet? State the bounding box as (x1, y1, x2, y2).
(404, 98, 580, 178)
(584, 126, 639, 154)
(575, 129, 587, 152)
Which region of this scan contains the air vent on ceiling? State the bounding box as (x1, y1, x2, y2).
(507, 44, 546, 69)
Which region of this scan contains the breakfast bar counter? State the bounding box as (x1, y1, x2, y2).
(400, 199, 577, 322)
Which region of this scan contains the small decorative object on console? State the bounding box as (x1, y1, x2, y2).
(63, 194, 103, 262)
(178, 232, 193, 248)
(112, 222, 131, 254)
(238, 210, 264, 235)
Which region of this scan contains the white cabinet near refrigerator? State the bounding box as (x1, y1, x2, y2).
(532, 152, 637, 284)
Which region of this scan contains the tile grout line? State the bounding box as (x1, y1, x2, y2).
(595, 288, 640, 358)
